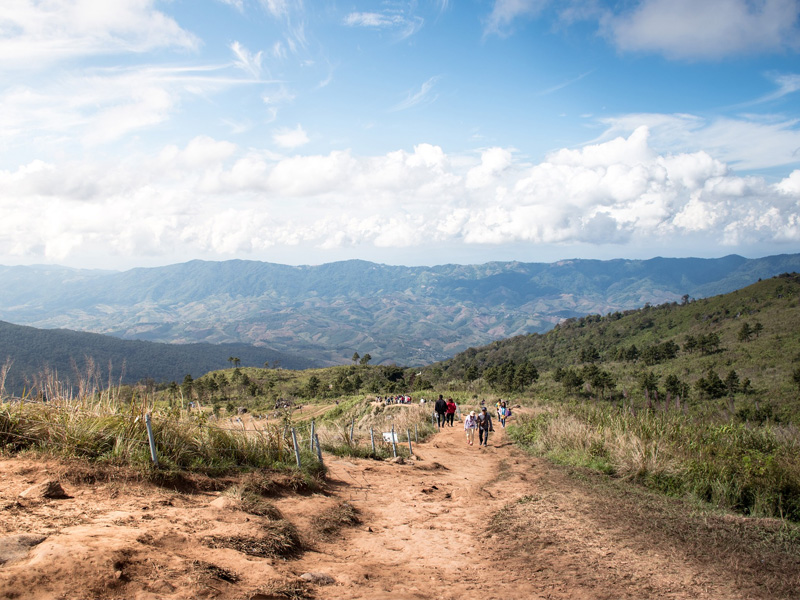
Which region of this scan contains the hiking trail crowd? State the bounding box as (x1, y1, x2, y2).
(376, 393, 513, 448)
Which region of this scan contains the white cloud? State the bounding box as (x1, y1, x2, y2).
(595, 112, 800, 171)
(483, 0, 800, 59)
(230, 41, 263, 78)
(1, 131, 798, 267)
(606, 0, 800, 59)
(484, 0, 550, 37)
(343, 10, 424, 39)
(0, 64, 264, 148)
(272, 124, 310, 149)
(0, 0, 198, 69)
(390, 76, 441, 111)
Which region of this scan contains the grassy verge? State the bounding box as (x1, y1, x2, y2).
(509, 401, 800, 521)
(0, 396, 324, 479)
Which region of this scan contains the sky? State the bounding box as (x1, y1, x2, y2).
(1, 0, 799, 271)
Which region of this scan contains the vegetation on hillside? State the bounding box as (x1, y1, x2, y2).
(416, 273, 800, 521)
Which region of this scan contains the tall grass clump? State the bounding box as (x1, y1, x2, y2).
(509, 401, 800, 522)
(0, 383, 323, 478)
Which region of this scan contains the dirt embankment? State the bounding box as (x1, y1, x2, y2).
(1, 419, 798, 599)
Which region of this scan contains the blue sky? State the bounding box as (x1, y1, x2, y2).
(1, 0, 799, 270)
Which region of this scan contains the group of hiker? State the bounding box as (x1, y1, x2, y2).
(433, 394, 512, 447)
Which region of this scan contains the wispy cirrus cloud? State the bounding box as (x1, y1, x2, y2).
(343, 9, 424, 39)
(390, 76, 441, 112)
(537, 70, 594, 96)
(230, 41, 264, 78)
(0, 0, 199, 70)
(483, 0, 550, 37)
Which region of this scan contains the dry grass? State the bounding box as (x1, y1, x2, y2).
(245, 578, 312, 600)
(203, 520, 303, 558)
(310, 501, 361, 540)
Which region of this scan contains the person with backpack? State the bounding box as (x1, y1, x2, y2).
(434, 394, 448, 429)
(464, 410, 478, 445)
(477, 406, 494, 446)
(445, 397, 457, 426)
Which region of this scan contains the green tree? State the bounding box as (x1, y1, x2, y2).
(360, 353, 372, 365)
(352, 352, 360, 365)
(737, 322, 753, 342)
(696, 368, 726, 399)
(306, 375, 321, 398)
(638, 371, 659, 395)
(181, 374, 194, 402)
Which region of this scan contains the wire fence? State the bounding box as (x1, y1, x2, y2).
(0, 398, 434, 473)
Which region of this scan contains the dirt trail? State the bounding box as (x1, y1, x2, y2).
(0, 415, 794, 599)
(285, 420, 745, 600)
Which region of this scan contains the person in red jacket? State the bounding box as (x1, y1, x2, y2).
(445, 398, 457, 426)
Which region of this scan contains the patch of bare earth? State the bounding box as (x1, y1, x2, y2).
(1, 420, 798, 599)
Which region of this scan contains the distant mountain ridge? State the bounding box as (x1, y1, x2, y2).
(1, 254, 799, 366)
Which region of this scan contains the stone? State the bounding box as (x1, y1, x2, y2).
(18, 480, 69, 500)
(0, 534, 47, 565)
(299, 572, 335, 585)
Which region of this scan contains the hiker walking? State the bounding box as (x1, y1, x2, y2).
(464, 410, 478, 445)
(498, 400, 509, 428)
(434, 394, 448, 429)
(477, 406, 494, 446)
(445, 397, 457, 426)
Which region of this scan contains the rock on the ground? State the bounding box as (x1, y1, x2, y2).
(300, 572, 335, 585)
(18, 480, 69, 500)
(0, 534, 47, 565)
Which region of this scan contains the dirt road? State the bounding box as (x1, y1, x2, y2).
(1, 416, 797, 599)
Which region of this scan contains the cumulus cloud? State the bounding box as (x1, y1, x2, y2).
(1, 130, 798, 267)
(595, 112, 800, 171)
(272, 124, 310, 149)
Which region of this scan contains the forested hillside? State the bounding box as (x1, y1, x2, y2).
(425, 272, 800, 419)
(0, 321, 320, 395)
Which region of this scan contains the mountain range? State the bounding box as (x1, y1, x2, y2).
(1, 253, 799, 369)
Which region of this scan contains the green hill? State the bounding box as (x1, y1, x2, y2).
(424, 272, 800, 418)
